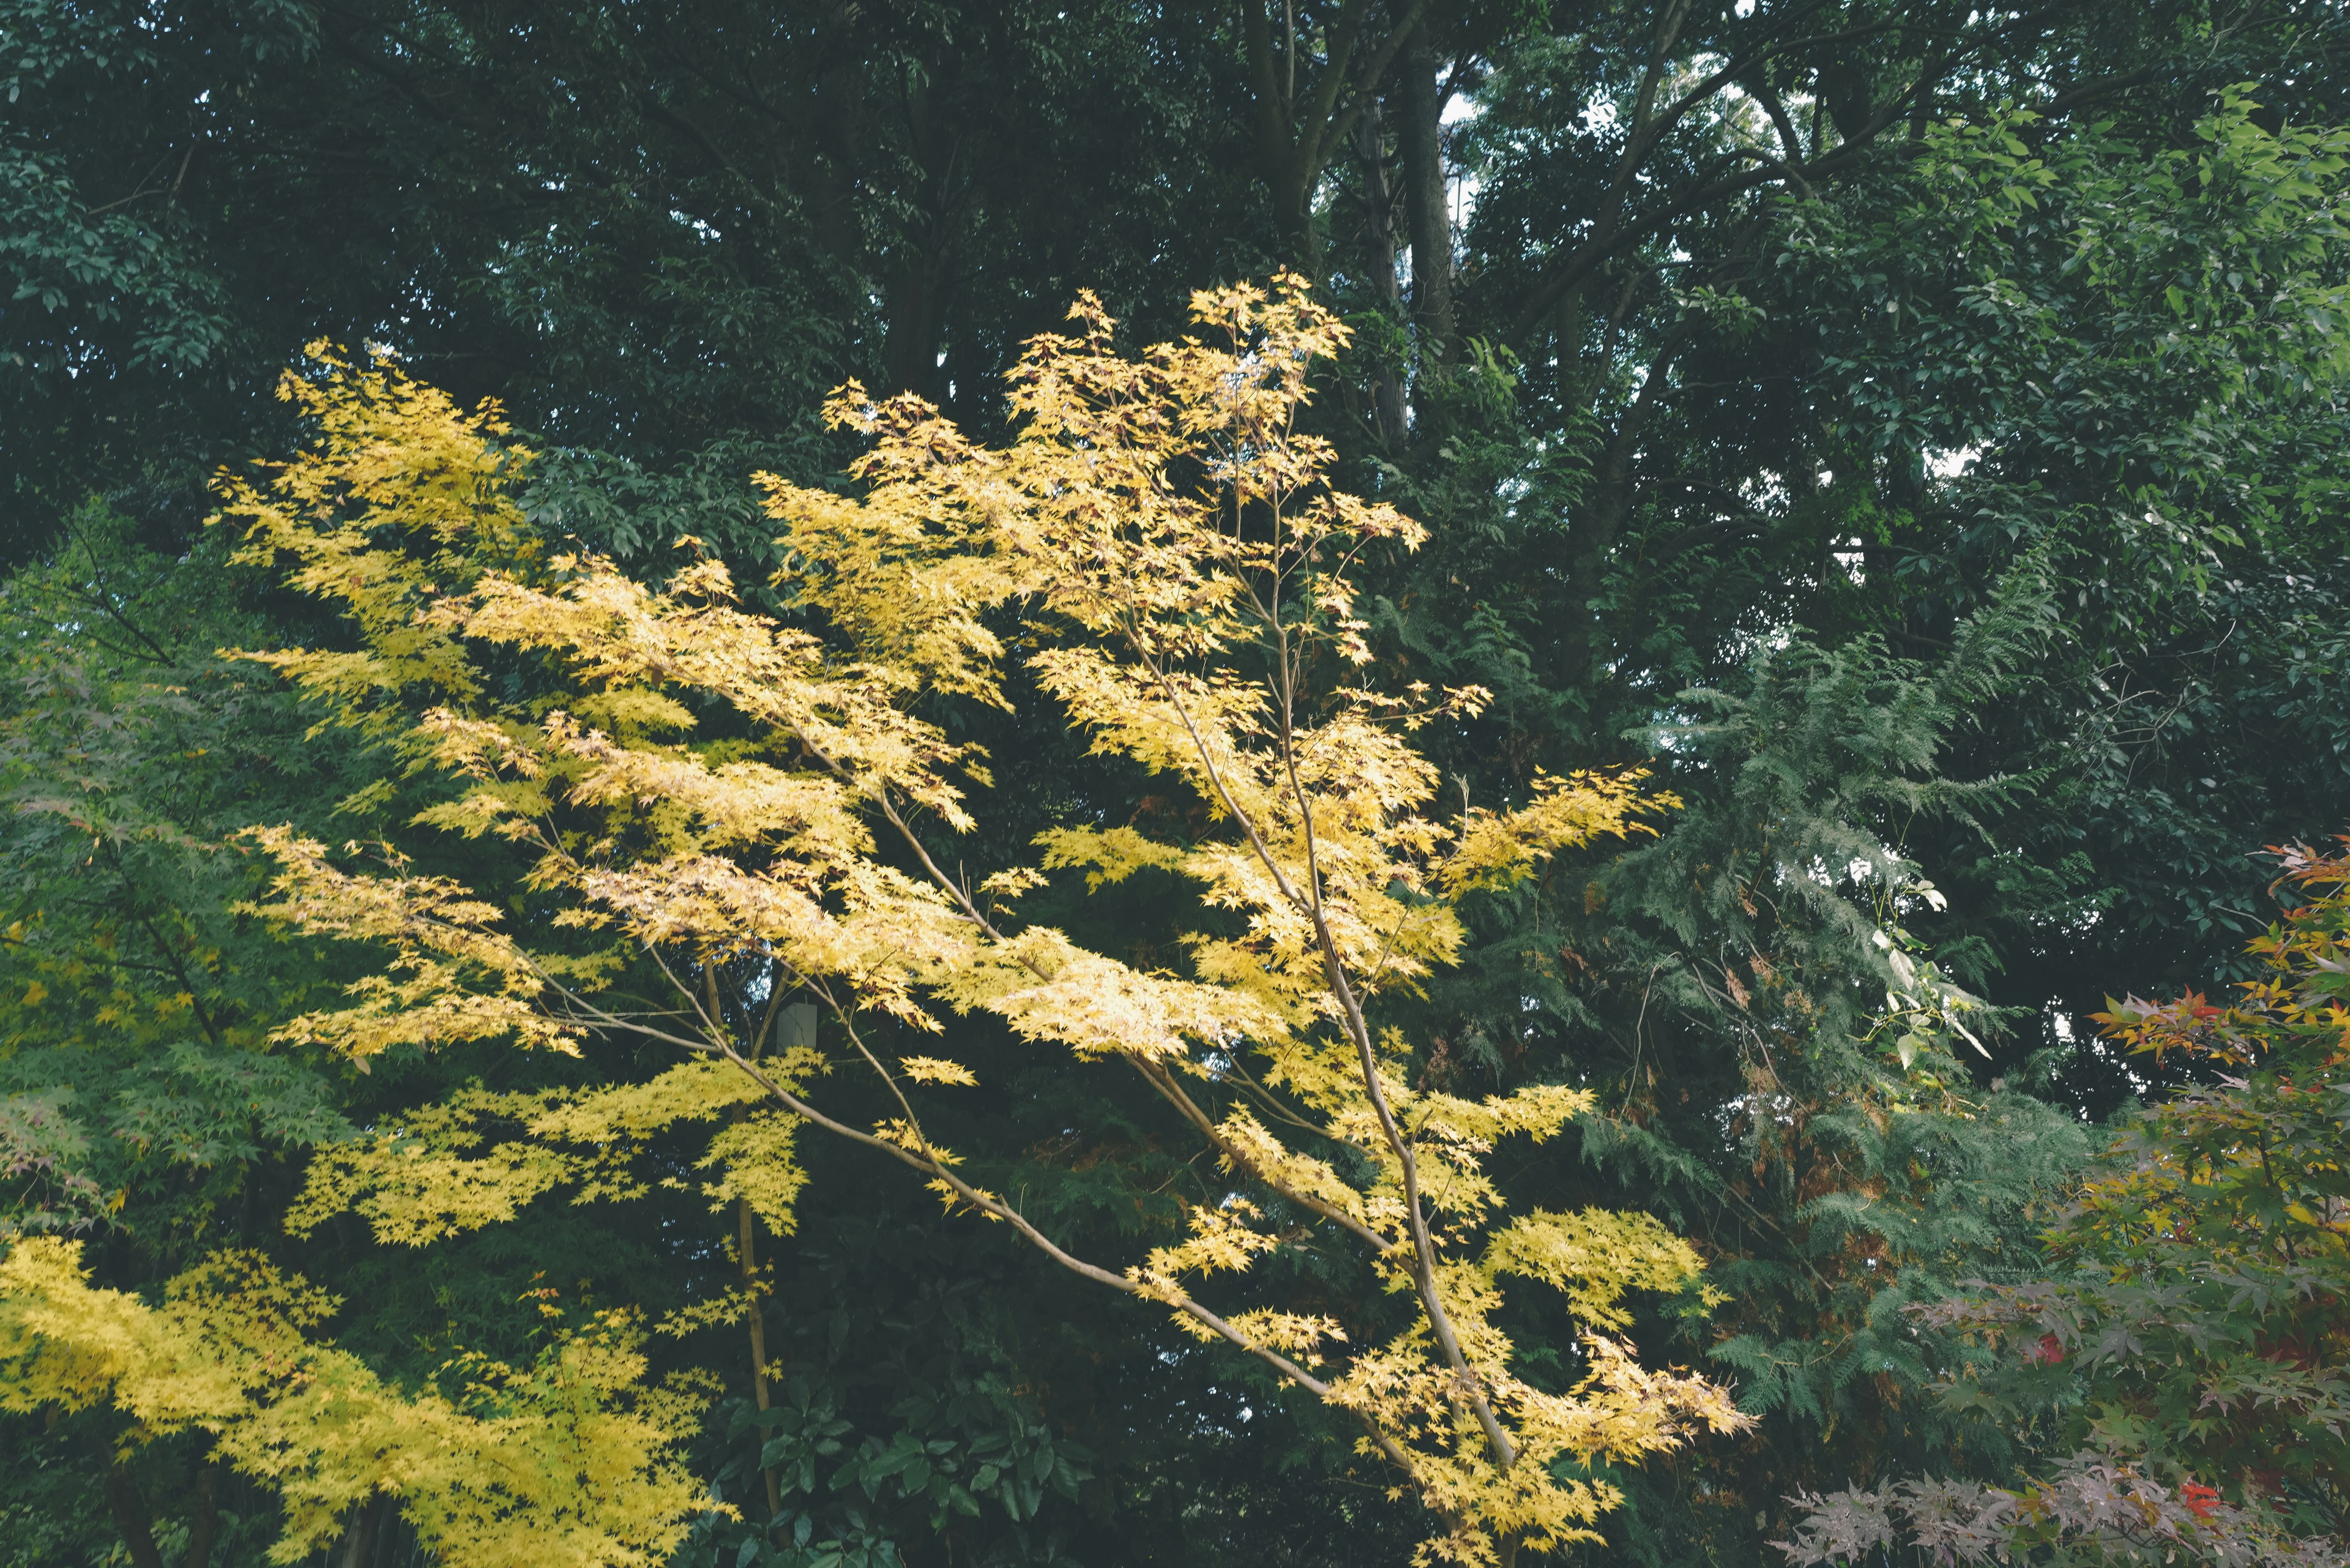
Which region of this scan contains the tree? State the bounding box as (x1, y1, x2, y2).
(1332, 75, 2350, 1556)
(0, 502, 382, 1566)
(0, 498, 726, 1568)
(0, 1238, 707, 1568)
(165, 282, 1755, 1564)
(1780, 837, 2350, 1564)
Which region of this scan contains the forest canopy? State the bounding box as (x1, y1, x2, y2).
(3, 2, 2348, 1565)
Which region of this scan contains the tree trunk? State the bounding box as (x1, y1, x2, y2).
(338, 1495, 386, 1568)
(741, 1194, 782, 1523)
(1399, 26, 1456, 377)
(1264, 143, 1323, 274)
(103, 1463, 166, 1568)
(1238, 0, 1430, 276)
(1240, 1, 1314, 269)
(184, 1464, 220, 1568)
(1354, 97, 1408, 448)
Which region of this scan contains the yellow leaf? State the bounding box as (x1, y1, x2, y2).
(898, 1056, 979, 1086)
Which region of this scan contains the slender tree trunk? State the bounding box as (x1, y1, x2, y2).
(337, 1496, 386, 1568)
(184, 1463, 220, 1568)
(1399, 26, 1456, 379)
(1354, 97, 1408, 448)
(741, 1195, 782, 1523)
(1239, 0, 1429, 276)
(103, 1463, 165, 1568)
(876, 73, 967, 401)
(882, 74, 943, 398)
(1241, 0, 1318, 272)
(1267, 152, 1322, 273)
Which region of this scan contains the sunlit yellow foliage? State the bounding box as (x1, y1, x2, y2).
(214, 342, 539, 739)
(1482, 1209, 1707, 1334)
(241, 825, 578, 1062)
(171, 282, 1747, 1561)
(898, 1055, 979, 1086)
(695, 1110, 811, 1233)
(0, 1239, 704, 1568)
(286, 1054, 818, 1245)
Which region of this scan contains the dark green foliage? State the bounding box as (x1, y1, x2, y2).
(1780, 841, 2350, 1564)
(1529, 620, 2092, 1564)
(0, 504, 358, 1247)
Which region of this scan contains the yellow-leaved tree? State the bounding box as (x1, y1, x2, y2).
(8, 280, 1748, 1564)
(0, 1240, 706, 1567)
(0, 349, 750, 1568)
